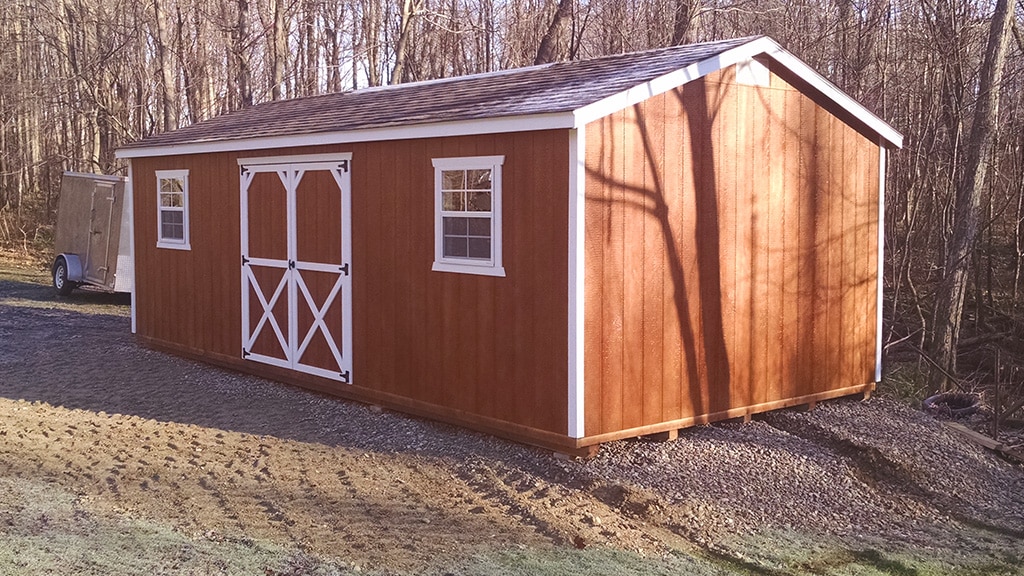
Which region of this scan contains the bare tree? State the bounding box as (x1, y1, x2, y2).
(391, 0, 422, 84)
(929, 0, 1015, 392)
(534, 0, 572, 64)
(152, 0, 179, 131)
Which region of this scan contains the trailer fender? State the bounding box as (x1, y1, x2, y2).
(56, 253, 84, 282)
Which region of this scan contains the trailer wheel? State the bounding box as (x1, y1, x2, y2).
(53, 256, 76, 296)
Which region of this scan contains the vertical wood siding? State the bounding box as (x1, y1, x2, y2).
(583, 66, 880, 437)
(132, 131, 569, 436)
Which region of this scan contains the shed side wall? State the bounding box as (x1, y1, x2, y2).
(583, 67, 879, 436)
(131, 130, 569, 437)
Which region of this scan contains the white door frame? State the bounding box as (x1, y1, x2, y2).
(238, 153, 353, 383)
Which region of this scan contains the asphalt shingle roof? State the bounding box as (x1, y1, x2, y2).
(121, 37, 759, 150)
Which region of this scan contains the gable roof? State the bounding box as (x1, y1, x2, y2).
(117, 36, 902, 159)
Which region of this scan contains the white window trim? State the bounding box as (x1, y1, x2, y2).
(156, 169, 191, 250)
(431, 155, 505, 277)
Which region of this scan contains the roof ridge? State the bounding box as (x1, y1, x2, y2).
(239, 36, 764, 109)
(356, 61, 561, 94)
(567, 35, 763, 63)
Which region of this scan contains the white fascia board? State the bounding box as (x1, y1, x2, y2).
(764, 44, 903, 149)
(572, 37, 904, 149)
(116, 113, 574, 159)
(571, 38, 778, 126)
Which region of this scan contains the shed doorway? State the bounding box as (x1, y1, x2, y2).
(238, 154, 353, 383)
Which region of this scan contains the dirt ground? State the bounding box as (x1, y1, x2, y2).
(1, 251, 1023, 575)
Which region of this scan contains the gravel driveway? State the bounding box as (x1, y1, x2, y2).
(1, 257, 1023, 575)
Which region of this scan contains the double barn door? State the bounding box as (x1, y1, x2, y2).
(239, 154, 353, 383)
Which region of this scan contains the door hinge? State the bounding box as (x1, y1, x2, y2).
(242, 348, 251, 358)
(340, 263, 349, 276)
(338, 160, 349, 173)
(340, 370, 350, 383)
(242, 255, 250, 266)
(288, 260, 296, 269)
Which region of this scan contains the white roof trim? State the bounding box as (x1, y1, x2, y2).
(116, 112, 574, 159)
(764, 42, 902, 148)
(572, 37, 903, 149)
(62, 171, 127, 183)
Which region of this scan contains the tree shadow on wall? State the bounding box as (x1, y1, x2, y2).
(584, 77, 732, 421)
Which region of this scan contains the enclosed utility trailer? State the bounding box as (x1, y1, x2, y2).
(52, 172, 132, 295)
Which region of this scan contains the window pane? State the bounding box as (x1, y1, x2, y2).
(467, 237, 491, 259)
(160, 178, 183, 194)
(466, 192, 491, 212)
(467, 169, 491, 190)
(467, 217, 491, 236)
(161, 192, 183, 207)
(442, 170, 465, 190)
(161, 210, 183, 225)
(161, 220, 183, 240)
(443, 216, 468, 235)
(442, 191, 464, 211)
(443, 236, 468, 258)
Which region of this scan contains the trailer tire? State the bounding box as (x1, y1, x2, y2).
(53, 256, 76, 296)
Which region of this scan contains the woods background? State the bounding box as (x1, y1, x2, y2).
(2, 0, 1023, 399)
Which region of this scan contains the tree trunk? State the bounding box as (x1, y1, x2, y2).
(928, 0, 1013, 392)
(235, 0, 253, 108)
(534, 0, 572, 65)
(271, 0, 288, 99)
(391, 0, 419, 84)
(671, 0, 696, 46)
(153, 0, 177, 132)
(362, 0, 381, 88)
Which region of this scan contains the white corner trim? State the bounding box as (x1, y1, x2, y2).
(875, 144, 886, 383)
(567, 128, 586, 439)
(572, 37, 903, 149)
(127, 160, 137, 335)
(117, 114, 573, 159)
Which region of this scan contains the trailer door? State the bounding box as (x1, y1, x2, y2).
(83, 181, 118, 287)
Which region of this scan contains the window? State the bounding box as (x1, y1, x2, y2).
(432, 156, 505, 277)
(156, 169, 190, 249)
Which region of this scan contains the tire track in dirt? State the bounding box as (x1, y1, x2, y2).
(451, 459, 694, 557)
(0, 398, 562, 572)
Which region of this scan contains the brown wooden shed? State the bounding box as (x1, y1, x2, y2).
(116, 36, 903, 455)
